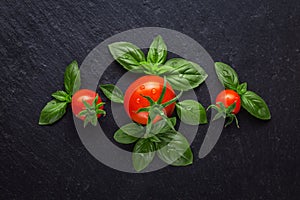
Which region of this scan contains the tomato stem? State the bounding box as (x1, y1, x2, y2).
(140, 94, 155, 105)
(157, 76, 167, 104)
(138, 77, 179, 126)
(208, 102, 240, 128)
(78, 96, 106, 127)
(161, 91, 182, 108)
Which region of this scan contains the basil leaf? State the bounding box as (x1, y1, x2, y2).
(149, 135, 161, 143)
(100, 84, 124, 103)
(157, 131, 193, 166)
(215, 62, 239, 90)
(241, 91, 271, 120)
(64, 60, 80, 95)
(114, 123, 145, 144)
(176, 100, 207, 125)
(108, 42, 146, 73)
(147, 35, 167, 65)
(237, 82, 247, 95)
(162, 58, 208, 91)
(51, 90, 71, 102)
(150, 117, 177, 135)
(155, 65, 174, 75)
(171, 148, 193, 166)
(39, 100, 67, 125)
(132, 138, 155, 172)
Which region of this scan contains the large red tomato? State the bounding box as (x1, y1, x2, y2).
(216, 89, 241, 114)
(124, 75, 176, 125)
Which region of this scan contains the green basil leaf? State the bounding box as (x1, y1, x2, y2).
(176, 100, 207, 125)
(64, 60, 80, 95)
(171, 148, 193, 166)
(51, 90, 70, 102)
(150, 117, 177, 135)
(241, 91, 271, 120)
(108, 42, 146, 73)
(215, 62, 239, 90)
(114, 131, 137, 144)
(132, 138, 155, 172)
(149, 135, 161, 143)
(237, 82, 247, 95)
(162, 58, 208, 91)
(114, 123, 145, 144)
(39, 100, 67, 125)
(100, 84, 124, 103)
(147, 35, 167, 65)
(157, 131, 193, 166)
(154, 65, 174, 75)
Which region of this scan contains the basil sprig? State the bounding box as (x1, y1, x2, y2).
(108, 35, 207, 91)
(115, 118, 193, 172)
(39, 61, 80, 125)
(214, 62, 271, 120)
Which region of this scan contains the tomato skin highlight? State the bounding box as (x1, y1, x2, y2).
(216, 89, 241, 114)
(124, 75, 176, 125)
(72, 89, 103, 120)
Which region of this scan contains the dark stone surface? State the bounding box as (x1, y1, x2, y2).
(1, 0, 299, 199)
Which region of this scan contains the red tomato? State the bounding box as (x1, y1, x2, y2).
(72, 89, 103, 120)
(216, 89, 241, 114)
(124, 75, 176, 125)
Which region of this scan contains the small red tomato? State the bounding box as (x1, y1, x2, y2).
(216, 89, 241, 114)
(72, 89, 104, 120)
(124, 75, 176, 125)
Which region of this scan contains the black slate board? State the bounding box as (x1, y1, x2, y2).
(1, 0, 299, 199)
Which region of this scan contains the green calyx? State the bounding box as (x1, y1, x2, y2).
(207, 102, 239, 128)
(77, 95, 106, 127)
(136, 77, 182, 134)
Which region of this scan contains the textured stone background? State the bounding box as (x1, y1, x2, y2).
(1, 0, 299, 199)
